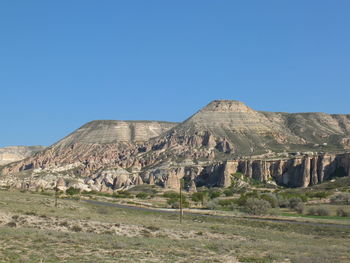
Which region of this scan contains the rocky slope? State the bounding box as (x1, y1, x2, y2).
(1, 100, 350, 191)
(0, 146, 46, 165)
(153, 100, 350, 155)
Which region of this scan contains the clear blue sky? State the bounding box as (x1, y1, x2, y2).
(1, 1, 349, 147)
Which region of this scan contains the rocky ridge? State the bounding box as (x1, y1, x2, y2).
(0, 146, 46, 165)
(1, 100, 350, 191)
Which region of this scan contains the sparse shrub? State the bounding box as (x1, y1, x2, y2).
(25, 211, 37, 216)
(82, 190, 114, 198)
(71, 225, 83, 232)
(260, 193, 278, 208)
(307, 207, 330, 216)
(65, 187, 80, 196)
(113, 242, 127, 249)
(206, 198, 221, 210)
(276, 195, 289, 208)
(167, 196, 189, 209)
(40, 191, 53, 196)
(330, 193, 350, 205)
(315, 207, 330, 216)
(244, 198, 271, 215)
(163, 191, 180, 199)
(293, 202, 305, 214)
(145, 225, 160, 231)
(336, 208, 350, 217)
(305, 191, 331, 199)
(60, 221, 69, 227)
(289, 197, 302, 209)
(6, 221, 17, 227)
(127, 184, 158, 195)
(223, 189, 234, 197)
(278, 192, 308, 202)
(136, 192, 148, 199)
(236, 191, 259, 206)
(96, 207, 109, 214)
(218, 199, 236, 207)
(113, 191, 132, 198)
(307, 207, 317, 215)
(209, 189, 222, 199)
(191, 191, 209, 205)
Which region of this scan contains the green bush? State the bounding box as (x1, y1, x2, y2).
(307, 207, 316, 215)
(305, 191, 331, 199)
(66, 187, 80, 196)
(244, 198, 271, 215)
(113, 191, 132, 198)
(209, 189, 222, 199)
(82, 190, 114, 197)
(276, 195, 289, 208)
(223, 189, 234, 197)
(260, 193, 278, 208)
(278, 192, 308, 202)
(316, 207, 330, 216)
(307, 207, 330, 216)
(206, 199, 221, 210)
(191, 191, 209, 205)
(218, 199, 236, 207)
(163, 191, 180, 199)
(289, 197, 303, 209)
(71, 225, 83, 232)
(126, 184, 158, 195)
(167, 196, 189, 209)
(293, 202, 305, 214)
(136, 192, 148, 199)
(236, 191, 259, 206)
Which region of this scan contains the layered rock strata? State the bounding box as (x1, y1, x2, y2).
(0, 146, 45, 165)
(1, 100, 350, 192)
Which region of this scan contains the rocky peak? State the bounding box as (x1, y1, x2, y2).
(200, 100, 255, 113)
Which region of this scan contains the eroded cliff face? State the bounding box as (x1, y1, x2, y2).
(0, 146, 46, 165)
(197, 153, 350, 189)
(1, 153, 350, 192)
(1, 121, 178, 175)
(1, 100, 350, 192)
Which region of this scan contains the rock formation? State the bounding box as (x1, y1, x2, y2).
(0, 146, 45, 165)
(1, 100, 350, 192)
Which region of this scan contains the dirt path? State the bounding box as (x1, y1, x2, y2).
(83, 199, 350, 229)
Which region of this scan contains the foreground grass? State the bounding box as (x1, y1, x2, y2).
(0, 189, 350, 262)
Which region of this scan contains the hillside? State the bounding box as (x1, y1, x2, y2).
(1, 100, 350, 192)
(0, 146, 46, 165)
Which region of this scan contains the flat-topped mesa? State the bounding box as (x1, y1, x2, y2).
(0, 146, 46, 165)
(201, 100, 256, 113)
(55, 120, 178, 147)
(0, 120, 178, 176)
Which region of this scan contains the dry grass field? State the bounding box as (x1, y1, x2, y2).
(0, 189, 349, 263)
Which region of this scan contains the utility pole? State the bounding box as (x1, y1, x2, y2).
(179, 178, 183, 224)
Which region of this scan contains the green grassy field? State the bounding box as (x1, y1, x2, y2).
(0, 189, 350, 263)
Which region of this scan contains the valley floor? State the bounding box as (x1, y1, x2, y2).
(0, 190, 349, 263)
